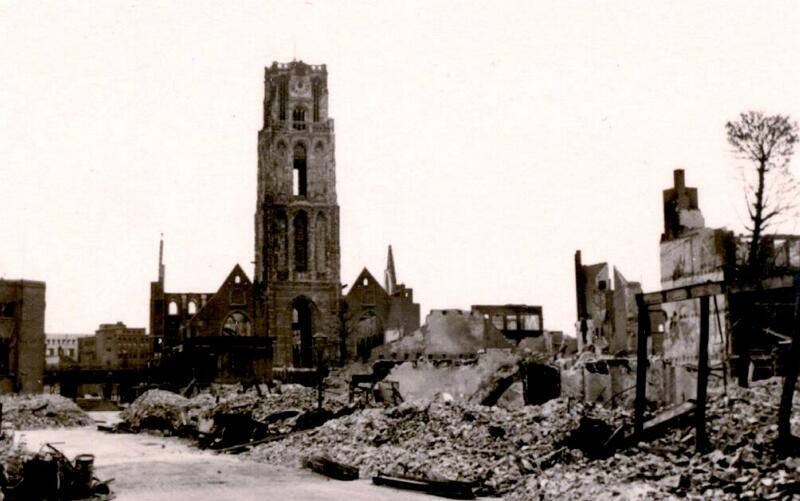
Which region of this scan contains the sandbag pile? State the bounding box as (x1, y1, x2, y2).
(508, 378, 800, 500)
(246, 396, 619, 496)
(0, 394, 93, 429)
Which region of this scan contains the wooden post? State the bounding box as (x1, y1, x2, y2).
(634, 294, 650, 435)
(777, 274, 800, 452)
(696, 296, 710, 452)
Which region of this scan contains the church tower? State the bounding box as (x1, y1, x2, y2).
(255, 61, 341, 367)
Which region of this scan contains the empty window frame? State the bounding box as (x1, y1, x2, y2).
(292, 144, 307, 197)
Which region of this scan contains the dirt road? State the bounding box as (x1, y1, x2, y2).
(14, 413, 459, 501)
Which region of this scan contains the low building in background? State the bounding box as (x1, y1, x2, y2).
(45, 334, 87, 367)
(0, 279, 45, 393)
(79, 322, 152, 370)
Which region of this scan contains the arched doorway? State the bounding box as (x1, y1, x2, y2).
(291, 297, 314, 367)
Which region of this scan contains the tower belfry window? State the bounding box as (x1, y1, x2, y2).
(292, 144, 307, 197)
(292, 107, 306, 130)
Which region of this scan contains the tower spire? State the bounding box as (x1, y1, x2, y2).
(385, 245, 397, 295)
(158, 233, 165, 283)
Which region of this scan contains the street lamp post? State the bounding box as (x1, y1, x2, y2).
(313, 333, 328, 410)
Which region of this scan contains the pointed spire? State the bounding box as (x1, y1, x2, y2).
(158, 233, 165, 283)
(384, 245, 397, 295)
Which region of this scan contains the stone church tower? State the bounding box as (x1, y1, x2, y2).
(255, 61, 341, 367)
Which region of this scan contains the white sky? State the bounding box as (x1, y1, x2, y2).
(2, 1, 800, 335)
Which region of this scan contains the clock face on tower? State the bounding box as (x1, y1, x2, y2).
(290, 77, 311, 97)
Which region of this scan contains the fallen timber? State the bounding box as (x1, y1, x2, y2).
(372, 473, 476, 500)
(303, 455, 359, 480)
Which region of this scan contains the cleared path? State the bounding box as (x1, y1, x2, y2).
(14, 413, 451, 501)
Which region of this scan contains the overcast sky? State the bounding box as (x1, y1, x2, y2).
(3, 1, 800, 335)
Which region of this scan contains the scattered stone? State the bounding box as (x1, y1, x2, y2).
(0, 394, 93, 429)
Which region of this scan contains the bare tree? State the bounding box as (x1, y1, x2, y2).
(726, 111, 799, 275)
(727, 112, 800, 453)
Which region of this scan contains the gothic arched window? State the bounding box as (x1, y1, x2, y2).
(222, 312, 251, 336)
(294, 211, 308, 272)
(293, 144, 307, 197)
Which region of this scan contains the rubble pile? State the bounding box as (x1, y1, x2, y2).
(508, 378, 800, 500)
(120, 384, 330, 437)
(194, 384, 331, 420)
(0, 394, 93, 429)
(247, 396, 619, 495)
(119, 390, 195, 434)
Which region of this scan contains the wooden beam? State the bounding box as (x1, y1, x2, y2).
(777, 274, 800, 451)
(696, 295, 710, 452)
(641, 281, 724, 306)
(634, 293, 650, 435)
(729, 274, 795, 294)
(641, 273, 796, 307)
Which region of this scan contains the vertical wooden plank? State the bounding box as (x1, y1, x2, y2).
(777, 273, 800, 451)
(634, 294, 650, 435)
(696, 296, 710, 452)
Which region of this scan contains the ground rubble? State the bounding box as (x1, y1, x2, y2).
(245, 396, 621, 496)
(0, 394, 93, 429)
(507, 378, 800, 500)
(242, 377, 800, 499)
(116, 376, 800, 499)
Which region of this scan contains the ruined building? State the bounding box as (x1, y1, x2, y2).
(254, 61, 341, 367)
(344, 246, 421, 361)
(374, 309, 513, 361)
(660, 169, 800, 385)
(659, 170, 733, 390)
(149, 239, 271, 383)
(0, 279, 45, 393)
(470, 304, 544, 344)
(573, 252, 642, 354)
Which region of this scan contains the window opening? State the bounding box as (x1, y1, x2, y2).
(293, 144, 307, 196)
(291, 299, 313, 367)
(506, 315, 518, 330)
(222, 312, 251, 336)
